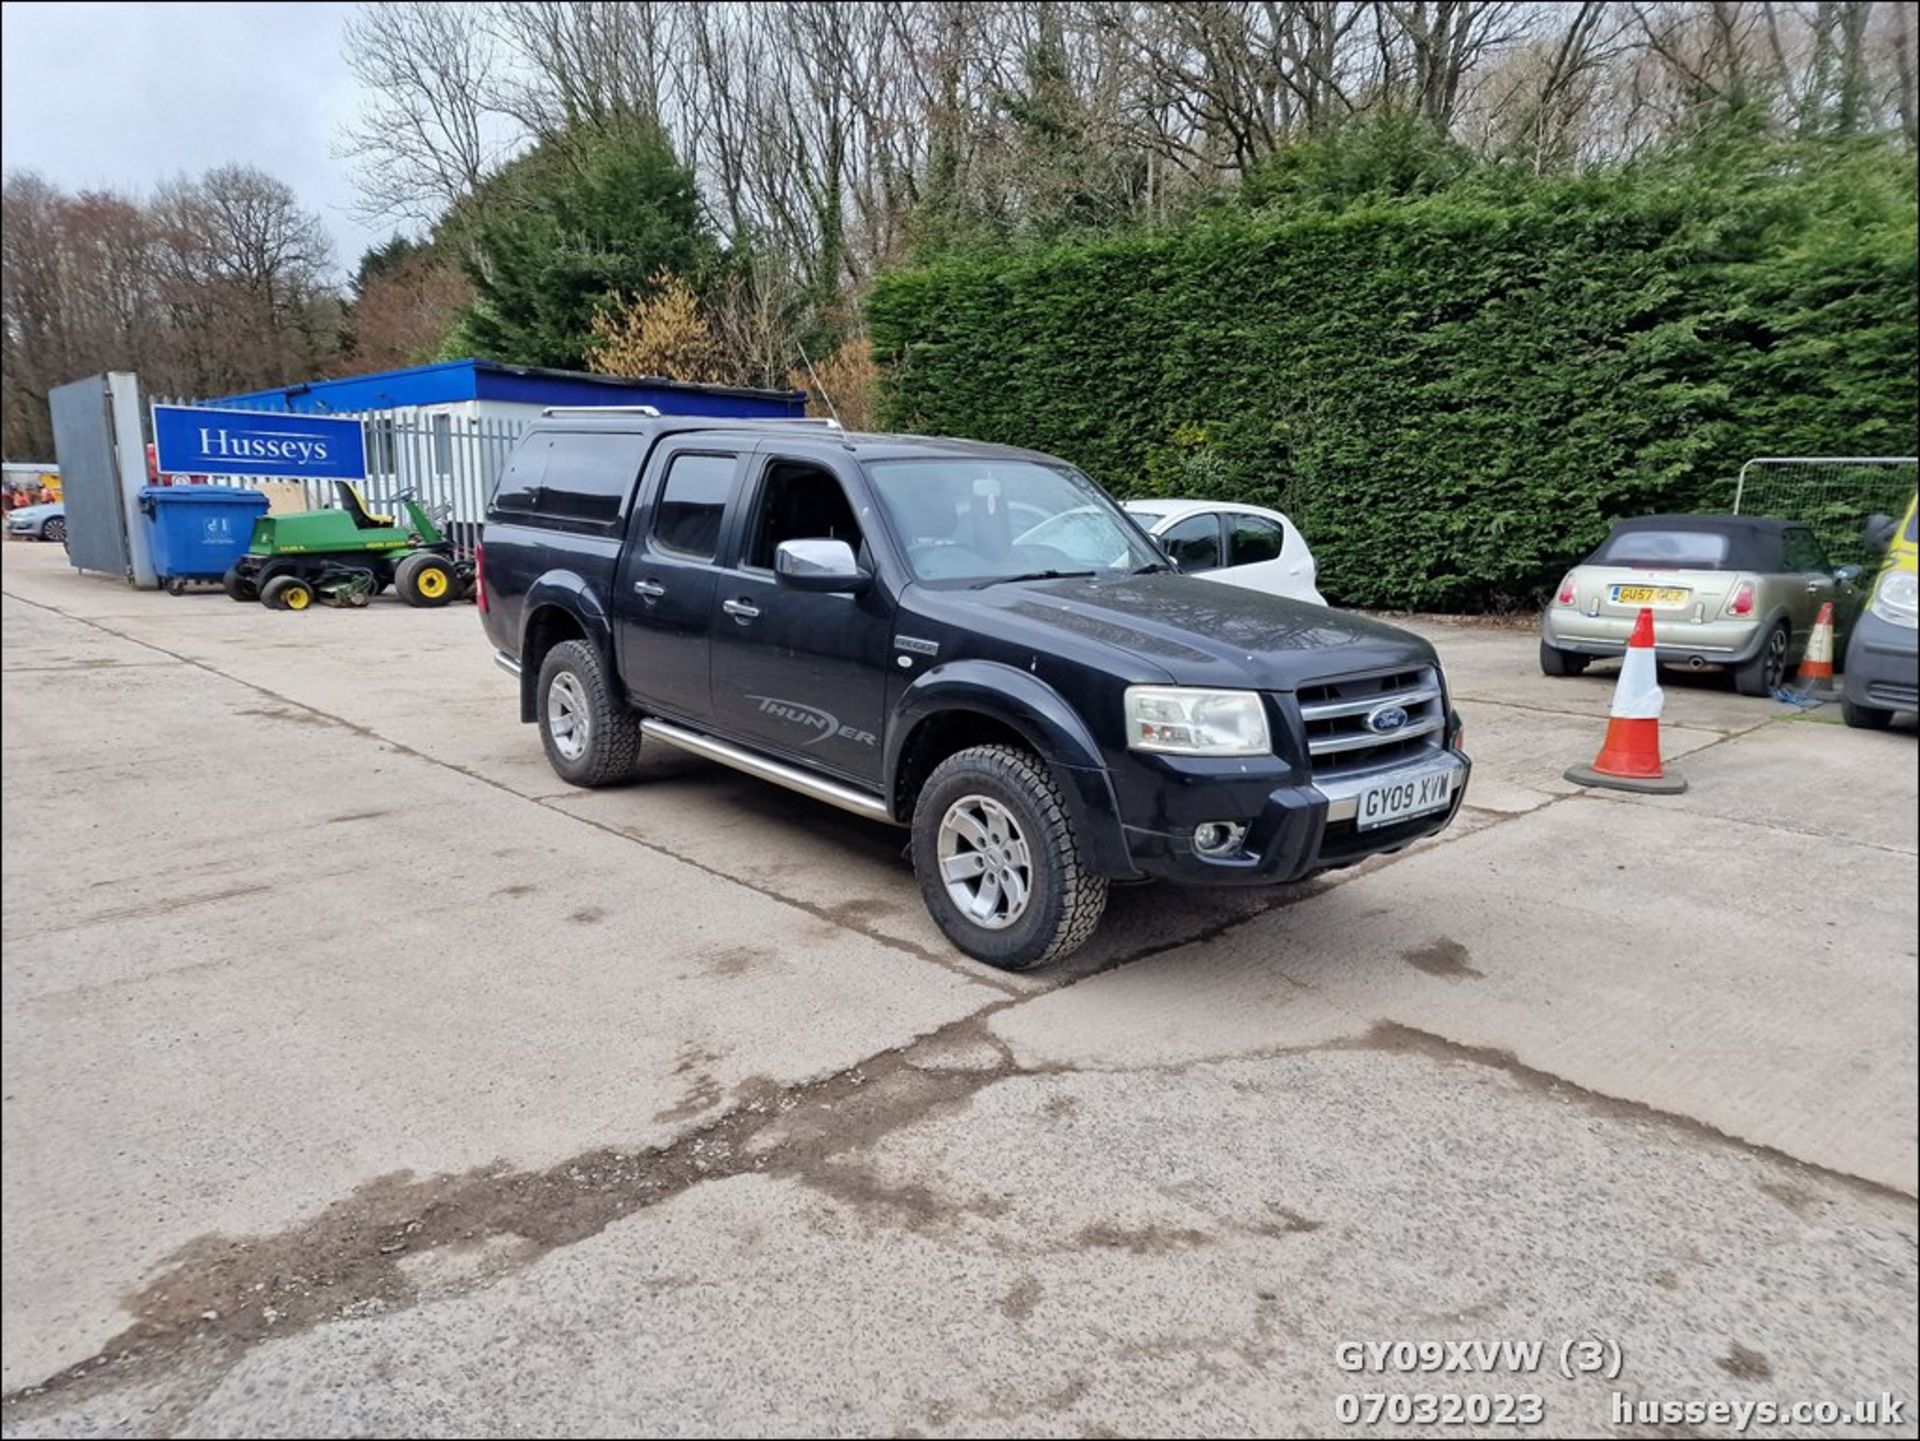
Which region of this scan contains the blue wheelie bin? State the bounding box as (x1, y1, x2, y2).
(140, 485, 271, 595)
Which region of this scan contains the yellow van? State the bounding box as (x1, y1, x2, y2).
(1842, 492, 1918, 728)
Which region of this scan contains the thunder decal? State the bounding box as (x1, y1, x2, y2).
(749, 696, 878, 747)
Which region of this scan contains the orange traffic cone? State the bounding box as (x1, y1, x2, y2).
(1787, 602, 1837, 696)
(1565, 607, 1688, 795)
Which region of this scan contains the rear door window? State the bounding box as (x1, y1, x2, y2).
(652, 452, 737, 561)
(1160, 512, 1224, 572)
(1228, 514, 1286, 565)
(539, 432, 648, 526)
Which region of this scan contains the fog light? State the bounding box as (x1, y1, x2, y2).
(1192, 821, 1247, 858)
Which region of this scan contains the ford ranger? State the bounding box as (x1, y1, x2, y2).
(477, 414, 1470, 969)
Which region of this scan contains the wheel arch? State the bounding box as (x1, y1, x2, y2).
(1747, 606, 1796, 661)
(888, 662, 1134, 878)
(517, 574, 616, 722)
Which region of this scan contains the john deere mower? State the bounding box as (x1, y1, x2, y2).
(223, 481, 471, 611)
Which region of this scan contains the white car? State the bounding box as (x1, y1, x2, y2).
(1122, 499, 1326, 605)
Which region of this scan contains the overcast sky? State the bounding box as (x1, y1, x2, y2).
(1, 0, 394, 276)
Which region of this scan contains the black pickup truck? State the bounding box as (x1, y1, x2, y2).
(478, 414, 1470, 969)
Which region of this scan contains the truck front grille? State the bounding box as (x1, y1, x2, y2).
(1297, 666, 1446, 779)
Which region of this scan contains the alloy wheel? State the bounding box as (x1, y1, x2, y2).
(937, 794, 1033, 930)
(1764, 627, 1789, 690)
(548, 672, 591, 762)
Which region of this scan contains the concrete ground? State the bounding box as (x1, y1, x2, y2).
(2, 539, 1914, 1439)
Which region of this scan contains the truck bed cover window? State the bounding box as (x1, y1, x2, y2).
(539, 432, 648, 526)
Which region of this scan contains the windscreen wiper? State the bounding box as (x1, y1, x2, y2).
(969, 569, 1098, 589)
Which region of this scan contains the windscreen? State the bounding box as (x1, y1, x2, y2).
(1594, 529, 1732, 569)
(864, 458, 1160, 584)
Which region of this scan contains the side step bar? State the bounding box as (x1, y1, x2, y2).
(639, 718, 895, 824)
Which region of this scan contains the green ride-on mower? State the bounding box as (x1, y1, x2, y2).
(223, 481, 471, 611)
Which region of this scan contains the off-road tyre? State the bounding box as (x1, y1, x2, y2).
(536, 639, 641, 787)
(911, 743, 1108, 971)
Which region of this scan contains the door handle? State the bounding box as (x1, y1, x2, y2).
(633, 579, 666, 599)
(722, 598, 761, 620)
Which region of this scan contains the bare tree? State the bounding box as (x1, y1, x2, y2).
(151, 166, 338, 394)
(484, 0, 681, 140)
(1376, 2, 1528, 130)
(1468, 2, 1637, 170)
(340, 1, 507, 226)
(347, 251, 472, 370)
(321, 0, 1918, 392)
(2, 165, 342, 456)
(1885, 0, 1919, 148)
(2, 173, 80, 458)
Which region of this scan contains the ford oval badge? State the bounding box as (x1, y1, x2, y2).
(1366, 705, 1410, 735)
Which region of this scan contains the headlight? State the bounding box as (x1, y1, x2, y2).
(1869, 569, 1918, 628)
(1125, 686, 1271, 756)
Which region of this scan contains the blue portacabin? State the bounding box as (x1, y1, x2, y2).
(139, 485, 271, 592)
(151, 404, 367, 481)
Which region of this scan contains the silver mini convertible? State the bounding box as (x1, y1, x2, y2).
(1541, 514, 1864, 696)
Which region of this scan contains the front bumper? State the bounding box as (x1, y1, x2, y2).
(1119, 748, 1472, 886)
(1542, 607, 1768, 666)
(1842, 608, 1919, 714)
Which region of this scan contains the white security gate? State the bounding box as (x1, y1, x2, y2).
(322, 414, 523, 559)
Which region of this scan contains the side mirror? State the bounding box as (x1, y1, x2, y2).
(774, 538, 869, 594)
(1834, 563, 1864, 585)
(1862, 513, 1896, 553)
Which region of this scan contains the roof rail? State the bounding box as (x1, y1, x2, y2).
(536, 406, 840, 430)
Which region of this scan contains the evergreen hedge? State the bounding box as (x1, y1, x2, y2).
(868, 148, 1917, 609)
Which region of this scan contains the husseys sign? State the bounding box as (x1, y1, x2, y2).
(150, 404, 367, 481)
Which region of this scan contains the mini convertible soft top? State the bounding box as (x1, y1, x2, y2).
(1587, 514, 1795, 573)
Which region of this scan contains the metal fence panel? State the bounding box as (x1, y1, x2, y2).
(1733, 456, 1919, 563)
